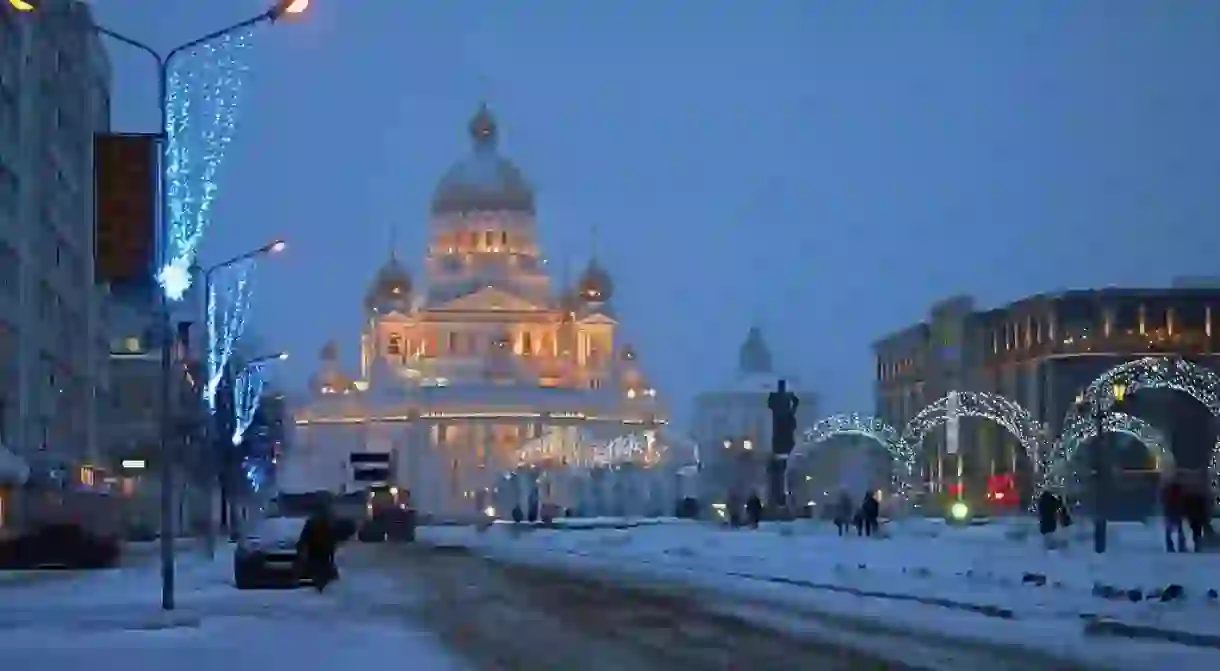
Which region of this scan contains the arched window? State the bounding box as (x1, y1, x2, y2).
(388, 334, 402, 355)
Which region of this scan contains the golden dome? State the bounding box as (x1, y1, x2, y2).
(365, 255, 412, 311)
(577, 258, 613, 303)
(431, 104, 535, 216)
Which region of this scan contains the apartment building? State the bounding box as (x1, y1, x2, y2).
(0, 1, 112, 528)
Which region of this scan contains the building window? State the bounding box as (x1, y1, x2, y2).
(501, 230, 509, 247)
(387, 335, 402, 355)
(484, 230, 494, 248)
(447, 332, 457, 353)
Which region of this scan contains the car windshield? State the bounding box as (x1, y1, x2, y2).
(245, 516, 307, 544)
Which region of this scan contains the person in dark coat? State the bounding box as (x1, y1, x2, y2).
(1182, 484, 1209, 552)
(1161, 478, 1187, 553)
(298, 505, 339, 592)
(745, 493, 763, 528)
(1037, 490, 1062, 548)
(860, 492, 880, 537)
(833, 491, 854, 536)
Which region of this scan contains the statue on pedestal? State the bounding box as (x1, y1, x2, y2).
(766, 379, 800, 512)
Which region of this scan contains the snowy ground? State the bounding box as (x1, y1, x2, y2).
(0, 546, 467, 671)
(419, 517, 1220, 670)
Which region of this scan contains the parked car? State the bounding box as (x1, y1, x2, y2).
(0, 523, 120, 570)
(233, 516, 308, 589)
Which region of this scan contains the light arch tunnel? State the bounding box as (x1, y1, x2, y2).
(785, 392, 1177, 504)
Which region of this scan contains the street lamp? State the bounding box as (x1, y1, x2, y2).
(247, 352, 290, 367)
(202, 238, 287, 400)
(1074, 381, 1128, 554)
(22, 1, 310, 612)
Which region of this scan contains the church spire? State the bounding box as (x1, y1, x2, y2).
(469, 101, 498, 150)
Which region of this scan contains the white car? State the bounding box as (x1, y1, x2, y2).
(233, 516, 308, 589)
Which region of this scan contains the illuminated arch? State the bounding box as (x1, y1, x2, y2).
(901, 391, 1048, 479)
(1045, 413, 1172, 492)
(1049, 356, 1220, 493)
(787, 413, 916, 496)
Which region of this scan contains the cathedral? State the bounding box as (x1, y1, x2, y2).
(287, 105, 670, 517)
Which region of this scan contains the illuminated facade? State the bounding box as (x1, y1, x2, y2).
(289, 105, 667, 517)
(874, 287, 1220, 508)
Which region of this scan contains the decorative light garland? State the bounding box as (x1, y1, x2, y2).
(205, 258, 255, 411)
(788, 413, 914, 495)
(231, 360, 268, 446)
(159, 28, 258, 300)
(1044, 412, 1170, 492)
(1048, 356, 1220, 495)
(902, 390, 1049, 481)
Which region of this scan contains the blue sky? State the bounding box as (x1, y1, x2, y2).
(91, 0, 1220, 426)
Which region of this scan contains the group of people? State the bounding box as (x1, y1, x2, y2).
(1161, 475, 1215, 553)
(1037, 474, 1215, 553)
(832, 491, 881, 537)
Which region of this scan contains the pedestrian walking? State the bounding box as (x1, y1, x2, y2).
(298, 504, 339, 592)
(833, 491, 853, 537)
(745, 492, 763, 528)
(1037, 489, 1062, 550)
(860, 492, 880, 537)
(1161, 477, 1187, 553)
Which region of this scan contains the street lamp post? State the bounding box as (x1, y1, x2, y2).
(211, 351, 288, 556)
(22, 0, 310, 611)
(1075, 381, 1127, 554)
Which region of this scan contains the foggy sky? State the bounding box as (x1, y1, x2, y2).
(92, 0, 1220, 426)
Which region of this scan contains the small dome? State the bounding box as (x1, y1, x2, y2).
(431, 104, 535, 216)
(365, 255, 412, 311)
(577, 259, 613, 303)
(320, 340, 339, 362)
(738, 326, 774, 375)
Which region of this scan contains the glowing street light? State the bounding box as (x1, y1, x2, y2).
(247, 352, 290, 367)
(274, 0, 310, 18)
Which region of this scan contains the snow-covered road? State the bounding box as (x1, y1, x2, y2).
(411, 518, 1220, 670)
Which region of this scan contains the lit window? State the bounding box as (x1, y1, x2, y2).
(388, 335, 402, 355)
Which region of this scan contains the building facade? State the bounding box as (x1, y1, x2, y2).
(875, 288, 1220, 506)
(287, 105, 669, 518)
(0, 1, 112, 529)
(691, 326, 817, 504)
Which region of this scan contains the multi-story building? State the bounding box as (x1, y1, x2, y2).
(691, 326, 817, 503)
(875, 287, 1220, 507)
(0, 0, 112, 529)
(289, 105, 669, 517)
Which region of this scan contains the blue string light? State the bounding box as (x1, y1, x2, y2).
(159, 28, 258, 300)
(232, 361, 268, 446)
(205, 259, 255, 412)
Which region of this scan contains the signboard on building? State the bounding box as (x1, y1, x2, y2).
(94, 133, 157, 290)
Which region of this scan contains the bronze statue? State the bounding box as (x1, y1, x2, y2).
(767, 379, 800, 455)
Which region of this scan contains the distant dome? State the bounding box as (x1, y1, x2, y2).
(320, 340, 338, 361)
(738, 326, 773, 375)
(431, 104, 535, 216)
(365, 255, 412, 311)
(577, 259, 613, 303)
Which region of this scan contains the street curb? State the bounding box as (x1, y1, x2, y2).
(1082, 616, 1220, 650)
(719, 569, 1017, 619)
